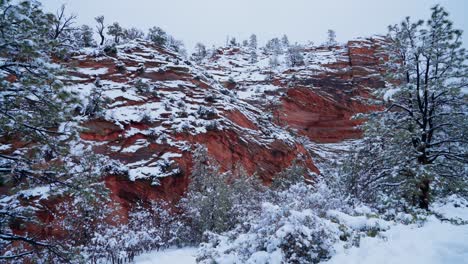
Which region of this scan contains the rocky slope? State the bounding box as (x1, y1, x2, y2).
(2, 37, 387, 210)
(202, 37, 386, 142)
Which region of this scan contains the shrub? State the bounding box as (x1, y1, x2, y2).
(197, 106, 217, 119)
(134, 79, 150, 93)
(104, 45, 117, 56)
(198, 183, 341, 264)
(205, 120, 219, 131)
(115, 60, 126, 72)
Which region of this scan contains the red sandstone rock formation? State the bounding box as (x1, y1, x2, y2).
(1, 37, 387, 221)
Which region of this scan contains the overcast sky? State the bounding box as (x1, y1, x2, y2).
(40, 0, 468, 51)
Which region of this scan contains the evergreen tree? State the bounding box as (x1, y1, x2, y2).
(75, 24, 96, 47)
(107, 22, 124, 44)
(0, 1, 110, 260)
(345, 5, 468, 209)
(249, 50, 258, 63)
(123, 27, 144, 41)
(179, 145, 234, 242)
(286, 44, 305, 67)
(326, 29, 337, 46)
(147, 26, 167, 46)
(281, 34, 290, 48)
(193, 42, 207, 62)
(249, 34, 258, 50)
(266, 37, 282, 55)
(229, 37, 237, 47)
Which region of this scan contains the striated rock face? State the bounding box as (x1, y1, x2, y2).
(1, 37, 387, 216)
(61, 41, 322, 209)
(203, 37, 386, 143)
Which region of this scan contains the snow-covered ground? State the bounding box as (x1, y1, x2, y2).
(134, 197, 468, 264)
(134, 247, 197, 264)
(327, 215, 468, 264)
(330, 197, 468, 264)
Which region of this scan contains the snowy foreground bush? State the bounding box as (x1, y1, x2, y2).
(196, 183, 391, 264)
(133, 192, 468, 264)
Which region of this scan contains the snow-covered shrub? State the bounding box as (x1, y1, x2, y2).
(198, 182, 342, 264)
(177, 110, 189, 118)
(271, 159, 309, 190)
(197, 106, 217, 119)
(179, 146, 234, 243)
(227, 77, 236, 85)
(134, 79, 150, 93)
(115, 60, 126, 72)
(205, 120, 219, 131)
(163, 102, 172, 111)
(82, 202, 188, 263)
(179, 146, 266, 244)
(140, 112, 152, 124)
(136, 62, 145, 74)
(104, 45, 118, 56)
(205, 94, 217, 103)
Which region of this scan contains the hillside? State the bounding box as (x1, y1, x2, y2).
(54, 37, 387, 208)
(1, 2, 466, 261)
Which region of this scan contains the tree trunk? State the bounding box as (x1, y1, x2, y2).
(418, 178, 430, 210)
(100, 34, 105, 46)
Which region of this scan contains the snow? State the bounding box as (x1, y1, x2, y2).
(104, 88, 144, 102)
(327, 209, 391, 231)
(383, 87, 400, 101)
(236, 84, 281, 100)
(327, 198, 468, 264)
(0, 144, 11, 151)
(19, 186, 51, 200)
(134, 199, 468, 264)
(432, 195, 468, 222)
(77, 67, 108, 75)
(134, 247, 197, 264)
(326, 215, 468, 264)
(120, 139, 149, 153)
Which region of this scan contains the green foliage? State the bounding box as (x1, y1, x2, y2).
(148, 26, 167, 46)
(179, 146, 233, 242)
(271, 158, 308, 190)
(107, 22, 123, 44)
(74, 24, 95, 47)
(0, 1, 112, 260)
(179, 146, 265, 244)
(344, 5, 468, 209)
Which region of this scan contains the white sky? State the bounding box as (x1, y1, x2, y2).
(40, 0, 468, 51)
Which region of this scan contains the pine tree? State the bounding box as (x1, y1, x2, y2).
(107, 22, 124, 44)
(179, 145, 233, 242)
(123, 27, 144, 41)
(326, 29, 337, 46)
(286, 44, 305, 67)
(249, 50, 258, 63)
(346, 5, 468, 209)
(75, 24, 96, 47)
(249, 34, 258, 50)
(266, 37, 283, 55)
(193, 42, 207, 62)
(281, 34, 290, 48)
(0, 1, 110, 260)
(147, 26, 167, 46)
(229, 37, 237, 47)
